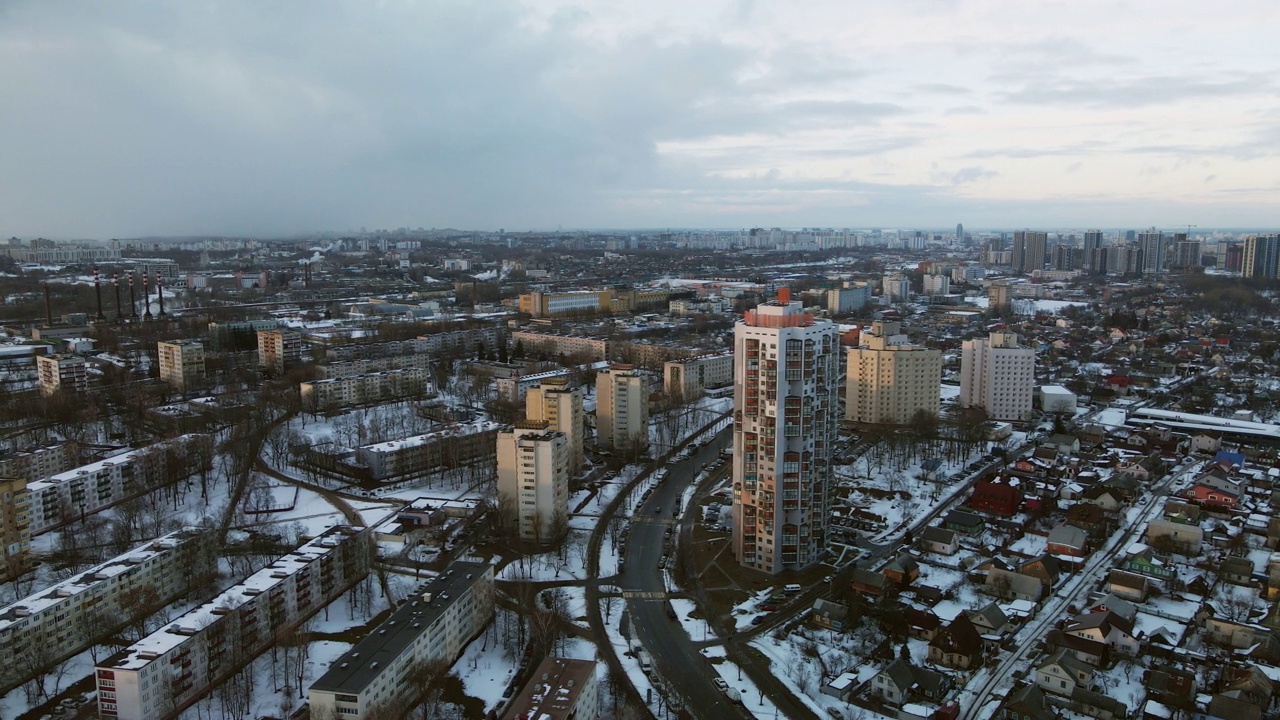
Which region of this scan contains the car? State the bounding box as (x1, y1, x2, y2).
(655, 506, 661, 514)
(713, 678, 729, 692)
(751, 615, 767, 625)
(758, 603, 779, 612)
(823, 575, 834, 584)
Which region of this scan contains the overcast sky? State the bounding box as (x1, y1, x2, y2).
(2, 1, 1278, 238)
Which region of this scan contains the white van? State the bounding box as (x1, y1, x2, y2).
(783, 583, 802, 595)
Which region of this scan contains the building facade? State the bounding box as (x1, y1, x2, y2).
(595, 365, 649, 454)
(0, 478, 29, 583)
(664, 352, 733, 400)
(0, 443, 78, 483)
(36, 354, 87, 395)
(502, 657, 599, 720)
(308, 561, 494, 720)
(1, 529, 214, 693)
(354, 421, 499, 483)
(156, 340, 205, 391)
(1138, 228, 1165, 275)
(844, 322, 942, 425)
(497, 422, 569, 543)
(525, 378, 584, 475)
(96, 526, 370, 720)
(826, 284, 872, 314)
(731, 290, 840, 574)
(1243, 234, 1280, 279)
(1012, 231, 1048, 275)
(300, 367, 431, 411)
(257, 330, 303, 375)
(959, 332, 1036, 422)
(510, 331, 609, 362)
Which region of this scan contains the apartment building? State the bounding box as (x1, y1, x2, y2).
(206, 319, 280, 351)
(156, 340, 205, 392)
(0, 477, 29, 583)
(732, 290, 840, 574)
(0, 529, 213, 692)
(96, 526, 370, 720)
(519, 290, 614, 318)
(36, 354, 87, 395)
(26, 435, 208, 535)
(826, 284, 872, 314)
(356, 421, 500, 482)
(882, 274, 912, 303)
(844, 322, 942, 425)
(502, 657, 599, 720)
(959, 332, 1036, 422)
(495, 367, 574, 404)
(413, 325, 502, 356)
(300, 367, 431, 411)
(511, 331, 610, 362)
(596, 365, 649, 454)
(497, 422, 569, 543)
(257, 329, 304, 374)
(526, 378, 584, 475)
(316, 353, 431, 379)
(0, 443, 78, 483)
(308, 561, 494, 720)
(664, 352, 733, 400)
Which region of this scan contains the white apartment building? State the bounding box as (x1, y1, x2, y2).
(826, 284, 872, 314)
(882, 274, 912, 303)
(497, 422, 568, 543)
(923, 274, 951, 296)
(595, 365, 649, 454)
(502, 657, 599, 720)
(355, 421, 499, 482)
(844, 322, 942, 425)
(308, 562, 494, 720)
(316, 353, 431, 379)
(26, 435, 208, 535)
(732, 290, 840, 574)
(0, 529, 214, 692)
(96, 526, 370, 720)
(664, 352, 733, 400)
(495, 367, 573, 404)
(257, 329, 303, 374)
(156, 340, 205, 391)
(526, 378, 584, 475)
(36, 354, 87, 395)
(300, 367, 431, 411)
(959, 332, 1036, 422)
(0, 443, 78, 483)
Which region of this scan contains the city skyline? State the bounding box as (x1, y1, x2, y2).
(2, 0, 1277, 237)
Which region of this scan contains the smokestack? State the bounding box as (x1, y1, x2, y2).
(142, 266, 153, 320)
(43, 284, 52, 326)
(128, 271, 137, 318)
(113, 273, 122, 320)
(156, 272, 165, 317)
(778, 287, 791, 305)
(93, 267, 104, 321)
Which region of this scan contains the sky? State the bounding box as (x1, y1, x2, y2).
(1, 0, 1278, 238)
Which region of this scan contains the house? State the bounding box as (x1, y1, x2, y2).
(1203, 694, 1263, 720)
(1146, 519, 1204, 554)
(1066, 503, 1110, 540)
(1143, 666, 1197, 710)
(1106, 569, 1150, 602)
(822, 672, 859, 702)
(1268, 517, 1280, 549)
(1044, 629, 1108, 666)
(1047, 524, 1089, 558)
(1185, 480, 1241, 509)
(968, 601, 1010, 637)
(905, 607, 942, 641)
(968, 480, 1022, 517)
(1124, 545, 1176, 580)
(1190, 432, 1222, 454)
(1079, 485, 1125, 513)
(851, 567, 891, 598)
(869, 658, 916, 706)
(943, 509, 985, 535)
(1204, 617, 1273, 649)
(921, 458, 945, 482)
(1069, 687, 1127, 720)
(986, 568, 1044, 601)
(811, 598, 850, 631)
(1036, 648, 1095, 697)
(928, 614, 984, 670)
(1090, 594, 1137, 623)
(1163, 499, 1201, 523)
(1046, 433, 1081, 454)
(999, 684, 1057, 720)
(1017, 555, 1062, 589)
(1064, 610, 1140, 655)
(1214, 450, 1247, 468)
(921, 526, 959, 556)
(884, 555, 920, 586)
(1221, 665, 1274, 708)
(1219, 556, 1255, 586)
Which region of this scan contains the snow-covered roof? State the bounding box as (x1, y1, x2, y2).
(29, 434, 203, 493)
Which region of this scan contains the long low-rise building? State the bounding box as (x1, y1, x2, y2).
(308, 561, 494, 720)
(664, 352, 733, 399)
(27, 434, 210, 535)
(356, 421, 500, 482)
(0, 528, 214, 693)
(502, 657, 599, 720)
(511, 331, 610, 362)
(300, 367, 432, 411)
(95, 526, 370, 720)
(315, 353, 432, 379)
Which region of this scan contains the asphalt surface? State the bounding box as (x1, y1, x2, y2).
(620, 428, 756, 719)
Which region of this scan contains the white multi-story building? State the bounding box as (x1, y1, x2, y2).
(844, 322, 942, 425)
(308, 561, 494, 720)
(0, 529, 214, 692)
(731, 290, 840, 574)
(495, 367, 573, 404)
(959, 332, 1036, 422)
(96, 526, 369, 720)
(664, 352, 733, 400)
(0, 443, 78, 483)
(26, 435, 208, 535)
(355, 421, 499, 482)
(300, 367, 431, 410)
(502, 657, 599, 720)
(596, 365, 649, 454)
(316, 353, 431, 379)
(923, 274, 951, 296)
(826, 284, 872, 314)
(526, 378, 583, 475)
(497, 422, 568, 543)
(36, 354, 86, 395)
(882, 274, 912, 303)
(156, 340, 205, 391)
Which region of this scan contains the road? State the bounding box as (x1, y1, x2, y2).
(621, 427, 753, 718)
(957, 457, 1198, 720)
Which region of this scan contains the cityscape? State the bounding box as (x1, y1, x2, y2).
(3, 2, 1279, 720)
